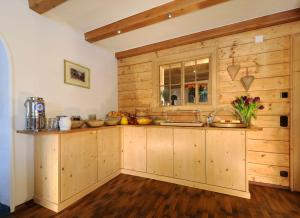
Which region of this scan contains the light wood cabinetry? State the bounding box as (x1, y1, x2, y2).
(147, 127, 174, 177)
(97, 128, 121, 180)
(60, 131, 98, 201)
(123, 126, 147, 172)
(29, 126, 252, 212)
(32, 127, 121, 212)
(34, 135, 60, 204)
(206, 130, 246, 191)
(173, 128, 206, 183)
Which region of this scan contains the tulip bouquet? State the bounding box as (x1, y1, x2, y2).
(232, 96, 264, 127)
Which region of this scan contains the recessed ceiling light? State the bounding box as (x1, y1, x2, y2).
(167, 13, 172, 19)
(117, 30, 122, 34)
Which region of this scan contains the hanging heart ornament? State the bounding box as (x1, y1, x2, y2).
(227, 65, 240, 81)
(227, 56, 240, 81)
(241, 68, 254, 91)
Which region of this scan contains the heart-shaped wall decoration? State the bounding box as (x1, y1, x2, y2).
(227, 65, 240, 81)
(241, 75, 254, 91)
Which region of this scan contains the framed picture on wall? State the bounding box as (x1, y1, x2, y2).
(64, 60, 90, 89)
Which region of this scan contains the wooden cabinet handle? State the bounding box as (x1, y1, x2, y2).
(62, 167, 64, 171)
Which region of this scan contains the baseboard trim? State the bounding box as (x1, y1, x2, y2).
(121, 169, 250, 199)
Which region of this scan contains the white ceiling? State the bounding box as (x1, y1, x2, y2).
(45, 0, 300, 53)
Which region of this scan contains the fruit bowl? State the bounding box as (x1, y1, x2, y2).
(136, 117, 152, 125)
(86, 120, 104, 128)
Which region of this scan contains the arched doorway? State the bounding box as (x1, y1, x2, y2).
(0, 37, 14, 214)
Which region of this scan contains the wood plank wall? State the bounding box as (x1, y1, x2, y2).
(117, 21, 300, 187)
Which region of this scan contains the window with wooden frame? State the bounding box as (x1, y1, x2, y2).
(159, 56, 212, 107)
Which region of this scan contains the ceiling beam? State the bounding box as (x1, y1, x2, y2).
(28, 0, 67, 14)
(85, 0, 230, 43)
(115, 8, 300, 59)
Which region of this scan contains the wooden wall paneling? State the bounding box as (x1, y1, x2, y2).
(115, 9, 300, 59)
(60, 131, 98, 201)
(247, 139, 289, 154)
(248, 163, 290, 187)
(248, 151, 289, 167)
(34, 135, 60, 204)
(122, 126, 147, 172)
(117, 21, 300, 187)
(206, 130, 246, 191)
(291, 34, 300, 191)
(173, 128, 206, 183)
(147, 127, 174, 177)
(97, 128, 121, 181)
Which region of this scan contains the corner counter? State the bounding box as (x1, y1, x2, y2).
(17, 125, 261, 212)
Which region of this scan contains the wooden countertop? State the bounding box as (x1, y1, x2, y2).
(17, 124, 262, 135)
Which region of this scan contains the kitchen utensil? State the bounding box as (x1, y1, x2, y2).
(24, 97, 46, 130)
(59, 116, 71, 131)
(86, 120, 104, 127)
(71, 120, 84, 129)
(88, 114, 96, 120)
(105, 118, 120, 126)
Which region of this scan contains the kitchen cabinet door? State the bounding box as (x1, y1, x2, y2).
(123, 126, 147, 172)
(98, 127, 121, 180)
(60, 131, 98, 201)
(206, 130, 246, 191)
(174, 128, 206, 183)
(147, 127, 173, 177)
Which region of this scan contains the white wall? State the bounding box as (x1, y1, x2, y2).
(0, 39, 12, 207)
(0, 0, 117, 208)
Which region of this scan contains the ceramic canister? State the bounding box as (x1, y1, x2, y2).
(59, 116, 71, 131)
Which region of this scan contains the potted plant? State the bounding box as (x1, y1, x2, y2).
(232, 96, 264, 127)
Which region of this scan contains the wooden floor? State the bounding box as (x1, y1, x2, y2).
(10, 174, 300, 218)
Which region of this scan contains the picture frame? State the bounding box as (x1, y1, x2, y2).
(64, 60, 90, 89)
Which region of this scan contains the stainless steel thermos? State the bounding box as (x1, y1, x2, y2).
(24, 97, 46, 130)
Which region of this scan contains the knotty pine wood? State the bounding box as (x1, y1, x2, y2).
(118, 21, 300, 187)
(11, 174, 300, 218)
(291, 34, 300, 191)
(115, 8, 300, 59)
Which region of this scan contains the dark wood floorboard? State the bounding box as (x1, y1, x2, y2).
(9, 174, 300, 218)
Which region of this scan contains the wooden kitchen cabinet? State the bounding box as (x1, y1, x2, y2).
(60, 131, 98, 201)
(123, 126, 147, 172)
(147, 127, 174, 177)
(206, 130, 246, 191)
(174, 128, 206, 183)
(97, 127, 121, 180)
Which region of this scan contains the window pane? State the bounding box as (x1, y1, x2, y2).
(196, 58, 209, 81)
(184, 60, 196, 83)
(160, 86, 170, 106)
(170, 85, 181, 106)
(198, 83, 208, 103)
(185, 83, 196, 104)
(160, 65, 170, 86)
(170, 63, 181, 84)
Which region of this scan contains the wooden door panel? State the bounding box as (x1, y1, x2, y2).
(174, 128, 206, 183)
(147, 127, 173, 177)
(98, 128, 121, 180)
(123, 127, 147, 172)
(60, 131, 98, 201)
(206, 130, 246, 191)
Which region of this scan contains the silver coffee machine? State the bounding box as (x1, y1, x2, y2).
(24, 97, 46, 130)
